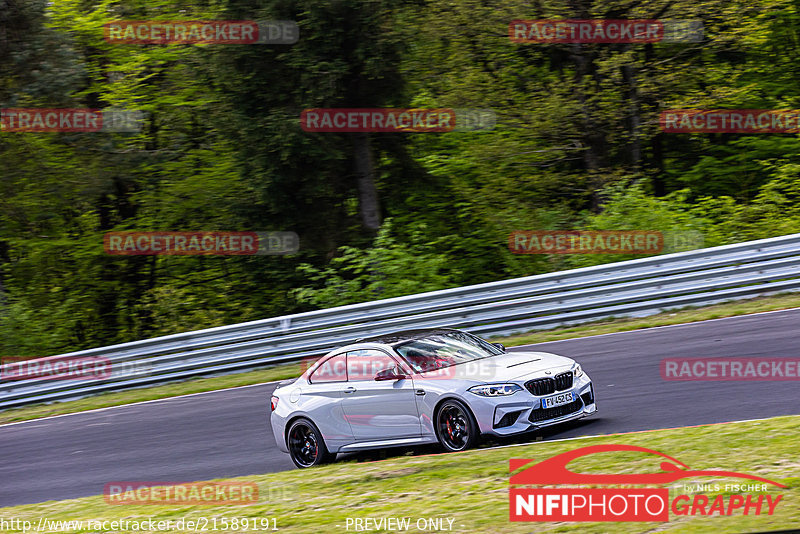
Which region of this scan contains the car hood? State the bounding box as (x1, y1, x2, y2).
(417, 350, 575, 383)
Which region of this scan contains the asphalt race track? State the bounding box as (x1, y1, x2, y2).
(1, 309, 799, 507)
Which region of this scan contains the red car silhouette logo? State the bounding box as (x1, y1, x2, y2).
(510, 444, 786, 487)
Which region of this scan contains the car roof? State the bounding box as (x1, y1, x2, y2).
(354, 327, 463, 347)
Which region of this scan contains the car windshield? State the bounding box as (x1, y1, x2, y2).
(394, 331, 502, 373)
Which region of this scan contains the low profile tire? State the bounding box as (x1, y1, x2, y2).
(286, 418, 335, 468)
(435, 399, 479, 452)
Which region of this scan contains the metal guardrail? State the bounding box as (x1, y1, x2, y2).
(2, 233, 800, 409)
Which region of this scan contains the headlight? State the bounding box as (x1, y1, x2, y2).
(468, 383, 522, 397)
(572, 363, 584, 377)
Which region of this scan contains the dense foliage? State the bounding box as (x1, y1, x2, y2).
(1, 0, 799, 355)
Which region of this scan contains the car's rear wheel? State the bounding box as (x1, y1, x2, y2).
(287, 418, 334, 468)
(435, 399, 479, 452)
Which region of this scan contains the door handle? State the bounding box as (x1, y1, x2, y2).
(415, 389, 426, 396)
(344, 386, 356, 394)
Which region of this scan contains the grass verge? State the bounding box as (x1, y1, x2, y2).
(2, 291, 799, 427)
(1, 415, 798, 533)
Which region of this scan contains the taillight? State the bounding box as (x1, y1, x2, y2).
(270, 396, 279, 411)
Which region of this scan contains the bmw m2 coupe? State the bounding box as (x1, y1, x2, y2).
(270, 328, 596, 468)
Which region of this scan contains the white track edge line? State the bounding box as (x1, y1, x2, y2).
(513, 306, 800, 347)
(0, 380, 282, 428)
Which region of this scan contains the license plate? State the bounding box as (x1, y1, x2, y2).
(542, 391, 574, 409)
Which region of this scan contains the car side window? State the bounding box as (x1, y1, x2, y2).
(308, 353, 347, 383)
(346, 350, 401, 381)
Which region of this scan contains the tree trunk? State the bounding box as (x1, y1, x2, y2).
(622, 63, 641, 169)
(352, 132, 381, 231)
(651, 133, 666, 196)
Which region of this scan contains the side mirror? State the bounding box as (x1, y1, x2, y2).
(492, 342, 506, 352)
(375, 367, 407, 381)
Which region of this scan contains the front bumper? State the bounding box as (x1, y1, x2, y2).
(473, 375, 596, 437)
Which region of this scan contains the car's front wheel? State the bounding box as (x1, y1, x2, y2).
(286, 418, 335, 468)
(435, 399, 479, 452)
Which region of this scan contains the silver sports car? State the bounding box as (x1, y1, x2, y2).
(270, 328, 596, 468)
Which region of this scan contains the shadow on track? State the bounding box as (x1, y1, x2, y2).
(336, 417, 605, 465)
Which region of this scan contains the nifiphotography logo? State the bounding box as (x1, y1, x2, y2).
(509, 444, 785, 522)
